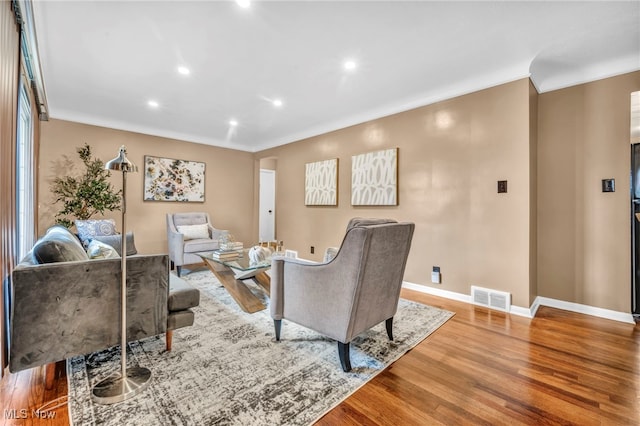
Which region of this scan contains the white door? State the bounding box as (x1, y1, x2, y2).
(259, 169, 276, 242)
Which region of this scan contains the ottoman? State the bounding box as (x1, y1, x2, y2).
(166, 274, 200, 351)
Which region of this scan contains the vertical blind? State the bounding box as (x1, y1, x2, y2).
(1, 0, 21, 374)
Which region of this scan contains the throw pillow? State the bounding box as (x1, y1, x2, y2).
(86, 239, 120, 259)
(75, 219, 118, 247)
(176, 224, 210, 240)
(32, 225, 90, 264)
(91, 232, 138, 256)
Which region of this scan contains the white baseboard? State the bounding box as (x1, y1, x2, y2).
(402, 281, 472, 304)
(402, 281, 636, 324)
(402, 281, 533, 318)
(533, 296, 636, 324)
(508, 305, 535, 318)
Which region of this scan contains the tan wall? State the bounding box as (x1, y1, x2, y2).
(38, 119, 255, 254)
(260, 158, 277, 171)
(537, 71, 640, 313)
(36, 72, 640, 313)
(256, 79, 534, 307)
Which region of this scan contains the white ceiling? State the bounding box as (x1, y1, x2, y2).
(32, 1, 640, 152)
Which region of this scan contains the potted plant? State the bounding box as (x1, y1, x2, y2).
(51, 143, 122, 228)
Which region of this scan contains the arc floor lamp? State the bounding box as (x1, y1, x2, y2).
(92, 146, 152, 404)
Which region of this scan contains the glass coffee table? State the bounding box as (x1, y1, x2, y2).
(198, 250, 271, 313)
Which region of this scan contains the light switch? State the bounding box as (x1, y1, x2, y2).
(602, 179, 615, 193)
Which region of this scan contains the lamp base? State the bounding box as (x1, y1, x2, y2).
(91, 366, 151, 404)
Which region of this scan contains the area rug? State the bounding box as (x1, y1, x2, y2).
(67, 270, 453, 425)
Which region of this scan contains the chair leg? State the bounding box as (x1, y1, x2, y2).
(274, 319, 282, 341)
(176, 266, 182, 277)
(338, 342, 352, 372)
(170, 260, 175, 271)
(166, 329, 173, 351)
(386, 317, 394, 341)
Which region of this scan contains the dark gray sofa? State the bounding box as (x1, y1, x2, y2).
(8, 225, 197, 382)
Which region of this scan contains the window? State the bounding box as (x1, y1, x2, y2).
(16, 80, 35, 260)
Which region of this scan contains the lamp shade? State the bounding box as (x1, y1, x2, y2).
(105, 146, 138, 173)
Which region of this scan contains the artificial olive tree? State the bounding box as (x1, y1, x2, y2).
(51, 143, 121, 228)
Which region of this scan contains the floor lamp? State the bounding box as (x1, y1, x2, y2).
(92, 146, 151, 404)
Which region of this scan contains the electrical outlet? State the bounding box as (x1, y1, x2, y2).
(497, 180, 508, 193)
(431, 266, 441, 284)
(310, 246, 315, 254)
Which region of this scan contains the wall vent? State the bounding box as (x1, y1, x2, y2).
(471, 286, 511, 312)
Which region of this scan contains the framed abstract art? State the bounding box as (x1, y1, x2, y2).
(143, 155, 205, 202)
(305, 158, 338, 206)
(351, 148, 398, 206)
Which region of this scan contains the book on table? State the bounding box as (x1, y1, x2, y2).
(211, 249, 241, 260)
(220, 241, 243, 251)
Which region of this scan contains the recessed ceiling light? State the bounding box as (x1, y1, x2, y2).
(344, 60, 357, 71)
(177, 66, 190, 76)
(147, 100, 159, 108)
(236, 0, 250, 8)
(273, 99, 283, 107)
(229, 119, 238, 127)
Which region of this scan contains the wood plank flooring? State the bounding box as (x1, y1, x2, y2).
(2, 289, 638, 425)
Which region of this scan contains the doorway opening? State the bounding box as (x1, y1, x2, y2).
(259, 158, 277, 243)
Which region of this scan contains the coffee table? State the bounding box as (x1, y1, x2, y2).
(198, 250, 271, 313)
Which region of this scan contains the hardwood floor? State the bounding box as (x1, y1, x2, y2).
(2, 289, 638, 425)
(319, 291, 640, 425)
(1, 361, 67, 426)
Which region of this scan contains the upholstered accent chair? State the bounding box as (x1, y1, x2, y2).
(270, 218, 415, 371)
(166, 212, 228, 276)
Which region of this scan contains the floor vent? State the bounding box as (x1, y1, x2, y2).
(471, 286, 511, 312)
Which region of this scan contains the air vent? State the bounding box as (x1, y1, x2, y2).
(471, 286, 511, 312)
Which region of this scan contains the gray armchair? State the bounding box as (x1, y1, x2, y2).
(166, 212, 228, 276)
(270, 218, 415, 371)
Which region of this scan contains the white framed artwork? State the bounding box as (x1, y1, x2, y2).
(351, 148, 398, 206)
(305, 158, 338, 206)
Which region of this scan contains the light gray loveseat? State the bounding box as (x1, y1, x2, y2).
(8, 225, 198, 387)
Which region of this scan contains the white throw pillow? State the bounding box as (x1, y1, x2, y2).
(86, 239, 120, 259)
(176, 223, 210, 240)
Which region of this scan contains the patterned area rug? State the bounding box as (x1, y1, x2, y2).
(67, 270, 453, 425)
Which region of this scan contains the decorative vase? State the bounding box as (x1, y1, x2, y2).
(248, 246, 270, 264)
